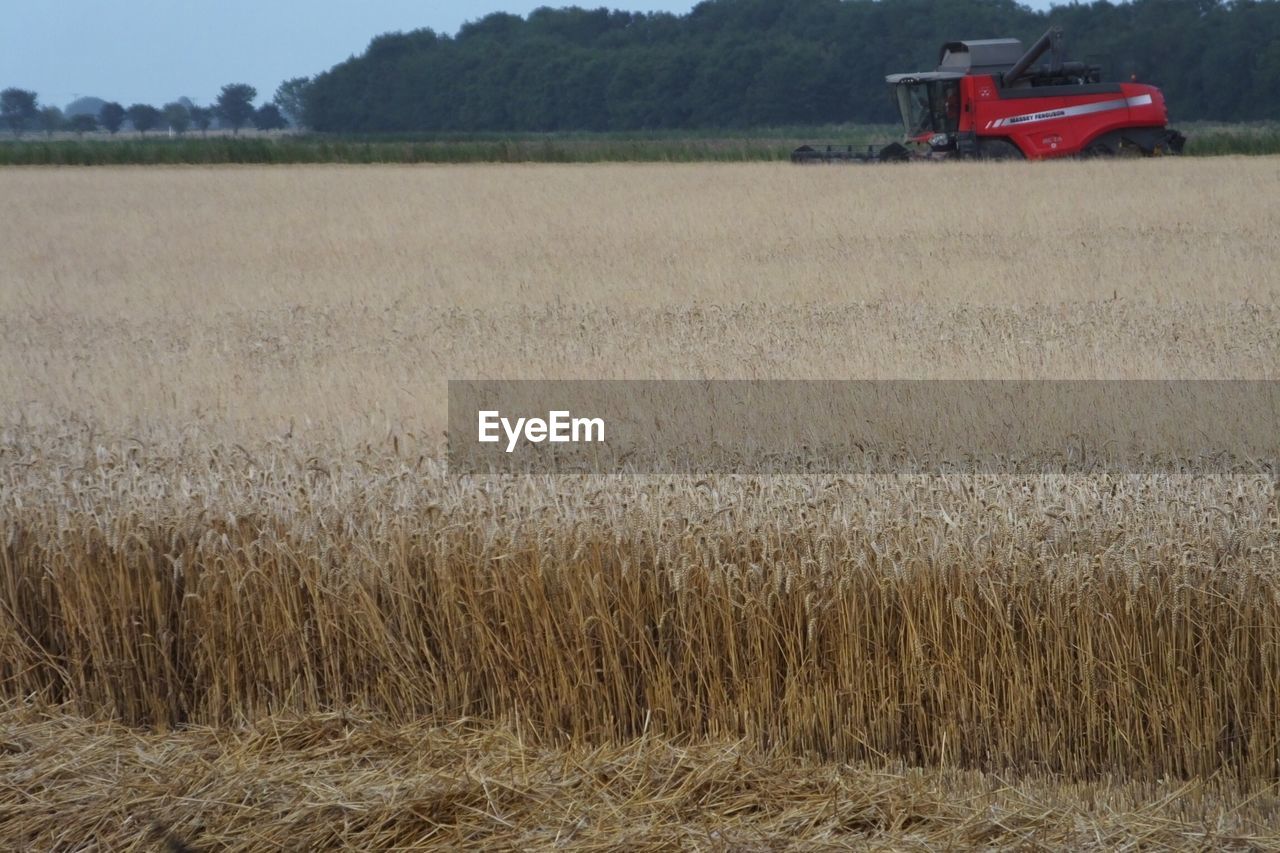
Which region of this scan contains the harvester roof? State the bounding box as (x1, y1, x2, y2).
(936, 38, 1023, 74)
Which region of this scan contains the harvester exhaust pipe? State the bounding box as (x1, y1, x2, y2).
(1003, 27, 1064, 87)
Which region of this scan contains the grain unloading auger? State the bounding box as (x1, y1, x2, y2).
(792, 27, 1186, 162)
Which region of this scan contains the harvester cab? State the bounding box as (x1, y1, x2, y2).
(793, 27, 1185, 162)
(888, 75, 961, 144)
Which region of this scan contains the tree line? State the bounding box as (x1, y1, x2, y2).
(302, 0, 1280, 132)
(0, 81, 309, 138)
(7, 0, 1279, 138)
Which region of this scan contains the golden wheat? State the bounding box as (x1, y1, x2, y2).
(2, 161, 1277, 321)
(2, 162, 1278, 448)
(3, 439, 1278, 780)
(3, 161, 1280, 849)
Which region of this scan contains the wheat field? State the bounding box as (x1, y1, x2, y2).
(3, 160, 1280, 850)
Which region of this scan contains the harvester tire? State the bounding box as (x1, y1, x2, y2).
(1081, 136, 1138, 157)
(1083, 129, 1184, 158)
(977, 139, 1024, 160)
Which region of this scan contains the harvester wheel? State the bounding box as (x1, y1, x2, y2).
(976, 139, 1024, 160)
(1116, 139, 1145, 158)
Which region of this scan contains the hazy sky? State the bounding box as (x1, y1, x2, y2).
(0, 1, 699, 109)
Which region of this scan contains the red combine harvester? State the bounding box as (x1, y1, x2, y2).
(793, 27, 1185, 162)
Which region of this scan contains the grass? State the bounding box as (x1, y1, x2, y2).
(6, 705, 1279, 850)
(2, 160, 1280, 847)
(0, 121, 1276, 164)
(1181, 121, 1280, 156)
(0, 127, 893, 166)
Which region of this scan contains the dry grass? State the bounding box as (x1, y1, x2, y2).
(3, 160, 1280, 849)
(5, 703, 1279, 851)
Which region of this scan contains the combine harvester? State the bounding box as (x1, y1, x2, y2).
(793, 27, 1186, 162)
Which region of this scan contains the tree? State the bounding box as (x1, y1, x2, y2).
(126, 103, 161, 136)
(69, 113, 97, 137)
(1, 88, 38, 137)
(273, 77, 311, 127)
(297, 0, 1280, 131)
(98, 101, 126, 135)
(188, 105, 214, 136)
(163, 102, 191, 135)
(252, 103, 287, 131)
(215, 83, 257, 134)
(38, 106, 65, 137)
(65, 96, 107, 119)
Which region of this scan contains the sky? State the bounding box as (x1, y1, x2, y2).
(0, 1, 699, 110)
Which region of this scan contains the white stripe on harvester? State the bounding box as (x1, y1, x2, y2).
(986, 94, 1153, 129)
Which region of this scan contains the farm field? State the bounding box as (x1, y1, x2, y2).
(3, 160, 1280, 849)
